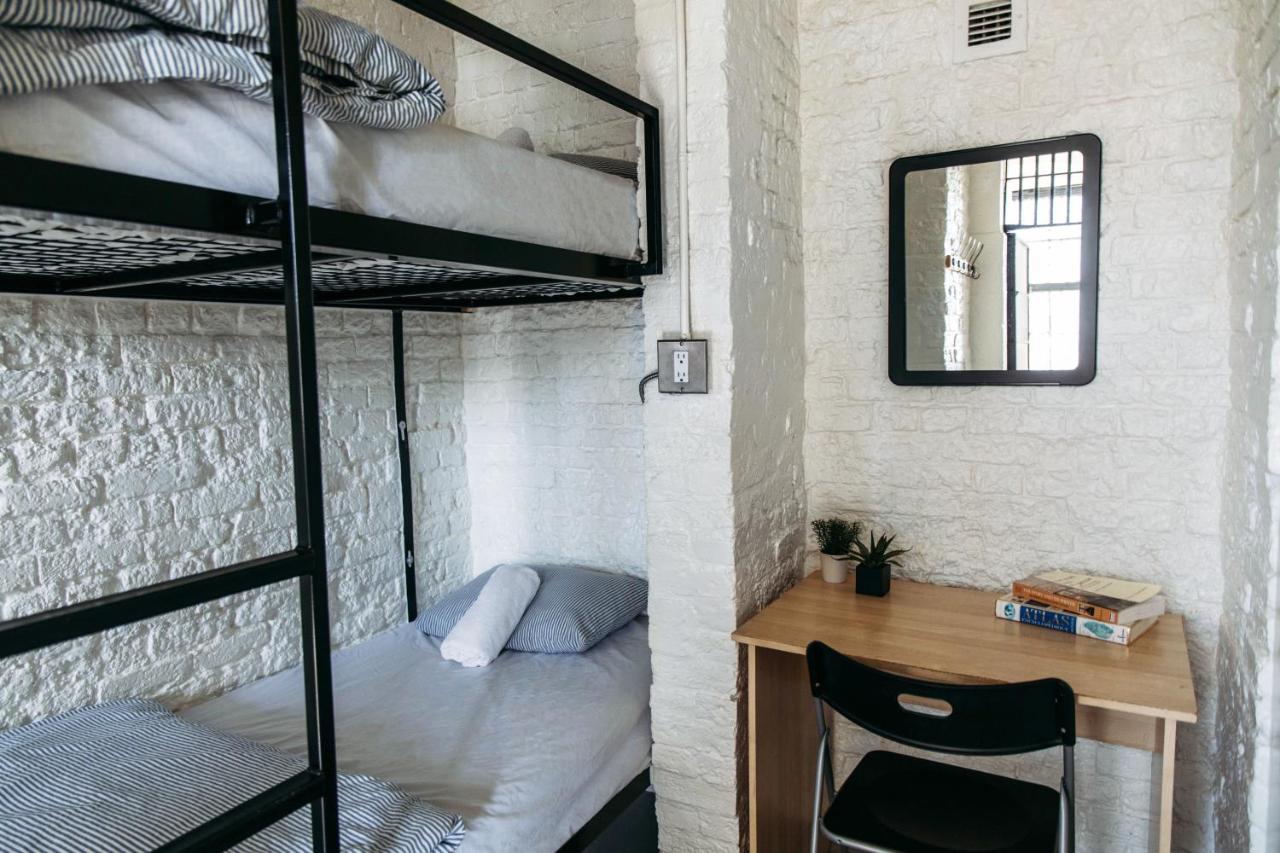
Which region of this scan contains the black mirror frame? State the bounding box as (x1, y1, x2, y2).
(888, 133, 1102, 386)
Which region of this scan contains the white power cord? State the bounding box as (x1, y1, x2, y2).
(674, 0, 691, 341)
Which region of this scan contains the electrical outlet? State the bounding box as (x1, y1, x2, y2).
(657, 339, 708, 394)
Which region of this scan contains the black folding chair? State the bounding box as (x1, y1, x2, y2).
(806, 641, 1075, 853)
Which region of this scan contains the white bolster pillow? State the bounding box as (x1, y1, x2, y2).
(440, 565, 541, 667)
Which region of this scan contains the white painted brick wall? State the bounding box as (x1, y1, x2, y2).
(637, 0, 807, 849)
(799, 1, 1243, 849)
(726, 0, 808, 620)
(461, 301, 647, 576)
(0, 298, 469, 728)
(725, 1, 809, 847)
(451, 0, 640, 158)
(1224, 0, 1280, 848)
(637, 0, 740, 844)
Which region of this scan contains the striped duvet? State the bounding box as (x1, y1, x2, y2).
(0, 0, 446, 129)
(0, 699, 465, 852)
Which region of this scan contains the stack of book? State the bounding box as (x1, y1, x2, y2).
(994, 571, 1166, 646)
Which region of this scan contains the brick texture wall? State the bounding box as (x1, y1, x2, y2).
(799, 0, 1244, 849)
(636, 0, 739, 843)
(460, 302, 647, 576)
(1224, 0, 1280, 848)
(451, 0, 640, 158)
(637, 0, 806, 848)
(0, 299, 469, 728)
(725, 0, 808, 846)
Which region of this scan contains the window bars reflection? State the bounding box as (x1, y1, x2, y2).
(1004, 150, 1085, 228)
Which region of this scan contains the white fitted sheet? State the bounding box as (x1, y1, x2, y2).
(0, 82, 641, 259)
(182, 620, 652, 853)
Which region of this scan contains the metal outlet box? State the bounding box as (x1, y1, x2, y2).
(657, 339, 708, 394)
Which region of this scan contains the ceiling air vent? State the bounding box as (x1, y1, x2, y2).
(953, 0, 1026, 62)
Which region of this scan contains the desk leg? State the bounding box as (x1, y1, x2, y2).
(1151, 718, 1177, 853)
(748, 646, 818, 853)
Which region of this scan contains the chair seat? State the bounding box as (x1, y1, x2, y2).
(823, 750, 1061, 853)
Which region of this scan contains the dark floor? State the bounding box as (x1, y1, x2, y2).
(582, 789, 657, 853)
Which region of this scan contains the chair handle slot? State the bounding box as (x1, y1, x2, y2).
(897, 693, 953, 717)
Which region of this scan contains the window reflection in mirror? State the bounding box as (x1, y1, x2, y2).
(903, 151, 1084, 371)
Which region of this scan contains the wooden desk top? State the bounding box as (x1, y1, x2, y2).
(733, 574, 1197, 722)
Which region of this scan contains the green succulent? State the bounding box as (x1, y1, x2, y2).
(850, 528, 909, 570)
(811, 518, 862, 555)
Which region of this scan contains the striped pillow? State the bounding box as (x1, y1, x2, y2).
(0, 1, 447, 129)
(417, 565, 647, 654)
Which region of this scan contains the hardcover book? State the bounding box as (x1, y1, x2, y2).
(1010, 570, 1165, 625)
(995, 595, 1158, 646)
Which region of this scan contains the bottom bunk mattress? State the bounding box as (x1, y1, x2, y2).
(183, 618, 652, 853)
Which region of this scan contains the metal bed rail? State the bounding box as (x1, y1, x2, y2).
(393, 0, 664, 278)
(0, 1, 342, 850)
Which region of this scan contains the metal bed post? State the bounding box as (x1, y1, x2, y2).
(264, 0, 341, 849)
(391, 311, 420, 622)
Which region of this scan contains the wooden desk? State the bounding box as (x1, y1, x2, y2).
(732, 575, 1197, 853)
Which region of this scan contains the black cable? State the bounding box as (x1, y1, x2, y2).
(638, 370, 659, 402)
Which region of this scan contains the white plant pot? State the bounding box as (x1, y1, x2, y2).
(820, 553, 850, 583)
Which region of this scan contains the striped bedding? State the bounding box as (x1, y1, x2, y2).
(0, 0, 446, 129)
(0, 699, 466, 852)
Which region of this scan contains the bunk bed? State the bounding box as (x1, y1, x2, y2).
(0, 1, 662, 851)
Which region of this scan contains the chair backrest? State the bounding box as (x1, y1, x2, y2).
(806, 641, 1075, 756)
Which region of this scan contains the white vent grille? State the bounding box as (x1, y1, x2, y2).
(967, 1, 1013, 46)
(954, 0, 1026, 62)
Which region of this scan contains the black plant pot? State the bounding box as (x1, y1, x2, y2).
(855, 563, 890, 596)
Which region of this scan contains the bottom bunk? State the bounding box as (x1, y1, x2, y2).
(186, 618, 653, 852)
(0, 616, 652, 852)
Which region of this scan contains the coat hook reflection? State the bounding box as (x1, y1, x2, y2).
(945, 234, 984, 280)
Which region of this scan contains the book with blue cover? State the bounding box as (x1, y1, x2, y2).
(995, 595, 1158, 646)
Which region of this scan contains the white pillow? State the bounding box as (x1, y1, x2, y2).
(440, 565, 540, 667)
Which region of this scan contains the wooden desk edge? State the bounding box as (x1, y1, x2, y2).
(731, 633, 1199, 724)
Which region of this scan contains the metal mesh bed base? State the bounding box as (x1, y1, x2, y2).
(0, 215, 644, 311)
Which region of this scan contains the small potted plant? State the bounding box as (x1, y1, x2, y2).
(811, 518, 861, 583)
(849, 527, 909, 596)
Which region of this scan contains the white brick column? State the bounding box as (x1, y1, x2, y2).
(638, 0, 805, 849)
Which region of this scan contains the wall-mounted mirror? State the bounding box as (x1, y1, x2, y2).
(888, 134, 1101, 385)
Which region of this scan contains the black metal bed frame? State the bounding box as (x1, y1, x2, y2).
(0, 1, 662, 850)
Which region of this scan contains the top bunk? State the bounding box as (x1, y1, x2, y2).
(0, 0, 662, 313)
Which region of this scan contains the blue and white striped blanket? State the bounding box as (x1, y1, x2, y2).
(0, 0, 446, 128)
(0, 699, 466, 852)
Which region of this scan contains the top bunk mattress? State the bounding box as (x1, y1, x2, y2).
(0, 81, 642, 261)
(182, 619, 652, 853)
